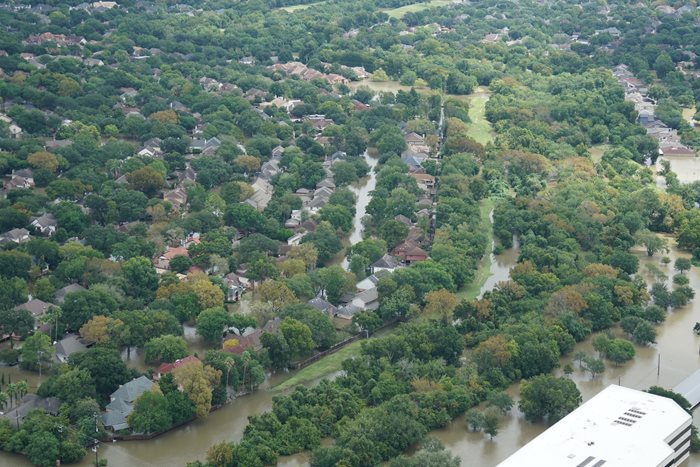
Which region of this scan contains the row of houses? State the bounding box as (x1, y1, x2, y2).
(269, 62, 348, 86)
(613, 64, 696, 159)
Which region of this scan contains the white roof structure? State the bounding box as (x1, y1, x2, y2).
(499, 385, 692, 467)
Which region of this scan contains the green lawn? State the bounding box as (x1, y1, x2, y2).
(589, 144, 610, 164)
(278, 0, 327, 12)
(457, 198, 495, 300)
(271, 339, 364, 392)
(382, 0, 455, 18)
(466, 92, 494, 145)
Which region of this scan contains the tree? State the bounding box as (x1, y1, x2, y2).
(466, 409, 484, 431)
(482, 408, 500, 439)
(606, 339, 635, 366)
(26, 430, 60, 467)
(234, 155, 261, 173)
(27, 151, 59, 172)
(52, 368, 96, 404)
(280, 318, 314, 358)
(121, 256, 159, 300)
(144, 335, 189, 363)
(70, 346, 130, 400)
(196, 307, 230, 345)
(519, 374, 581, 422)
(128, 389, 173, 433)
(314, 265, 354, 305)
(301, 221, 343, 264)
(79, 315, 124, 345)
(379, 220, 409, 249)
(635, 230, 667, 257)
(487, 391, 514, 414)
(582, 356, 605, 379)
(61, 289, 118, 331)
(206, 442, 235, 466)
(423, 289, 458, 322)
(287, 244, 318, 270)
(0, 307, 34, 347)
(675, 258, 691, 274)
(256, 280, 297, 312)
(0, 277, 28, 311)
(388, 439, 460, 467)
(189, 274, 225, 309)
(20, 332, 53, 371)
(261, 332, 290, 370)
(126, 166, 166, 196)
(283, 304, 337, 350)
(173, 361, 221, 418)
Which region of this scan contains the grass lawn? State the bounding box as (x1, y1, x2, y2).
(278, 0, 327, 12)
(457, 198, 495, 300)
(683, 107, 696, 126)
(271, 339, 364, 392)
(589, 144, 610, 163)
(382, 0, 455, 18)
(466, 92, 494, 145)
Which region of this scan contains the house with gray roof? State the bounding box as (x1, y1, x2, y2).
(14, 299, 51, 330)
(2, 394, 60, 426)
(0, 228, 30, 244)
(54, 283, 86, 304)
(102, 376, 154, 432)
(308, 296, 337, 317)
(31, 213, 57, 236)
(370, 254, 400, 274)
(55, 334, 90, 362)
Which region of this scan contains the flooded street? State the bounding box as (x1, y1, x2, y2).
(341, 150, 379, 270)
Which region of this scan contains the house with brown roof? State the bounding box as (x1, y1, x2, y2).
(154, 245, 189, 270)
(223, 318, 281, 355)
(392, 240, 428, 264)
(660, 146, 695, 157)
(154, 355, 201, 379)
(164, 186, 188, 211)
(411, 173, 436, 192)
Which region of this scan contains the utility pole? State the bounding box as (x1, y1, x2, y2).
(37, 350, 43, 379)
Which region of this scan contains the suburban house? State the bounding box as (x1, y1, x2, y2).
(660, 145, 696, 157)
(350, 287, 379, 311)
(102, 376, 154, 432)
(163, 186, 188, 211)
(411, 173, 436, 192)
(370, 254, 401, 275)
(223, 318, 281, 355)
(153, 245, 189, 270)
(0, 228, 31, 244)
(246, 178, 274, 211)
(30, 213, 57, 236)
(154, 355, 200, 379)
(392, 240, 429, 264)
(336, 303, 361, 320)
(223, 273, 246, 302)
(55, 334, 90, 363)
(54, 283, 86, 304)
(14, 299, 52, 330)
(308, 297, 337, 318)
(2, 394, 60, 427)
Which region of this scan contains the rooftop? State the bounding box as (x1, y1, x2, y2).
(498, 385, 691, 467)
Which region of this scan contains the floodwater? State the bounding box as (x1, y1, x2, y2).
(341, 151, 379, 270)
(431, 239, 700, 466)
(348, 151, 379, 245)
(349, 79, 423, 94)
(658, 155, 700, 185)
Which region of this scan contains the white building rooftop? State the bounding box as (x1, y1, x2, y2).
(499, 385, 692, 467)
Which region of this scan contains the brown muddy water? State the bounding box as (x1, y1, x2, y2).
(4, 244, 700, 466)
